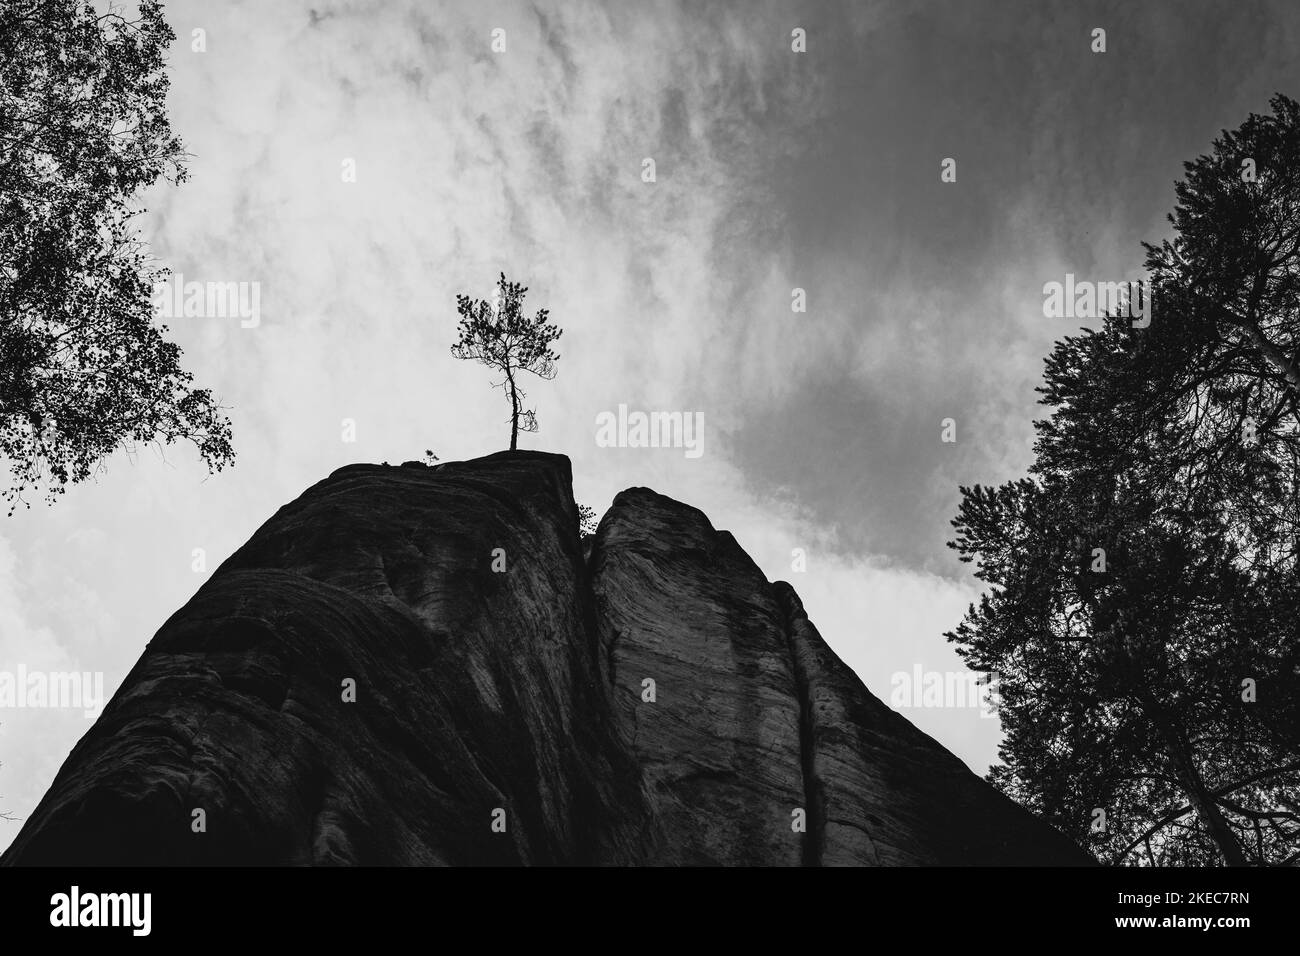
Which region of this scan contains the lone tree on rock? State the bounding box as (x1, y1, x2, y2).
(451, 273, 562, 451)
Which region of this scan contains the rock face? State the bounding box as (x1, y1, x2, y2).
(1, 452, 1088, 866)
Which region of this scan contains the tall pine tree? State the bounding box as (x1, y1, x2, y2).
(949, 95, 1300, 866)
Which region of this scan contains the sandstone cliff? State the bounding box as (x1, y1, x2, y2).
(1, 451, 1088, 865)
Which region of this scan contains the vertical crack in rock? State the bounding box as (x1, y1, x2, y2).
(775, 582, 826, 866)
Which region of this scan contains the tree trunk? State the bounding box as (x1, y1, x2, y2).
(1144, 696, 1249, 866)
(1181, 770, 1249, 866)
(505, 365, 519, 451)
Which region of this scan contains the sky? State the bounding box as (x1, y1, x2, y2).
(3, 0, 1299, 849)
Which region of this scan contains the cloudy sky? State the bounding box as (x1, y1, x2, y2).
(3, 0, 1298, 847)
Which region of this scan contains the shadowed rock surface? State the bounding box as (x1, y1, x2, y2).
(1, 451, 1088, 866)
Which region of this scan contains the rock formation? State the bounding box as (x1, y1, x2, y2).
(1, 451, 1088, 865)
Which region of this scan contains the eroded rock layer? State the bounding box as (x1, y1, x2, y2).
(1, 452, 1086, 866)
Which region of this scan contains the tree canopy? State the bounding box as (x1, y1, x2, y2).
(0, 0, 234, 514)
(948, 94, 1300, 866)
